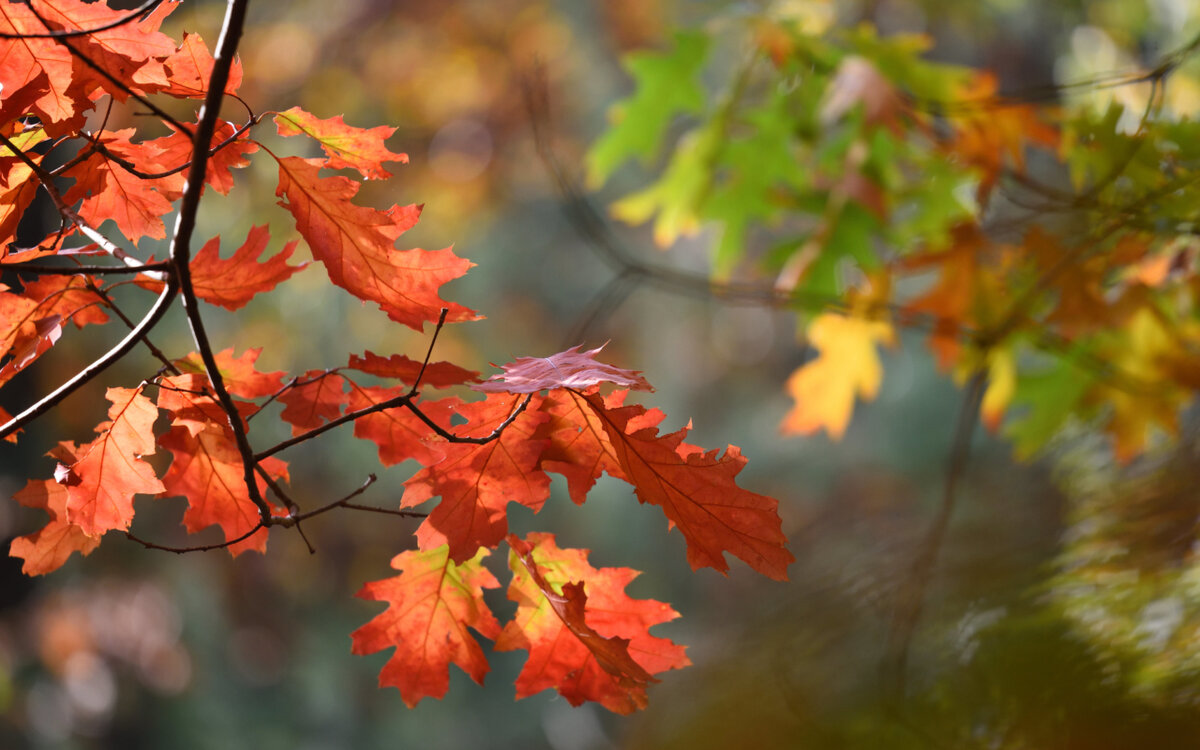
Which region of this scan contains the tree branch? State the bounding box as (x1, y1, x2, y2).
(0, 282, 178, 440)
(881, 370, 986, 703)
(167, 0, 268, 521)
(126, 521, 265, 554)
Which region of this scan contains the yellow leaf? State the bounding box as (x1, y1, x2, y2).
(1088, 308, 1184, 462)
(781, 313, 893, 439)
(980, 347, 1015, 431)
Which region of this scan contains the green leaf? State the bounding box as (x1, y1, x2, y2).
(586, 31, 710, 187)
(1005, 354, 1093, 460)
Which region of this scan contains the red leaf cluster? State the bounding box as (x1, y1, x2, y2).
(0, 0, 790, 715)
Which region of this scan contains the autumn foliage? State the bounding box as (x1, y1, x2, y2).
(6, 0, 1199, 723)
(0, 0, 792, 714)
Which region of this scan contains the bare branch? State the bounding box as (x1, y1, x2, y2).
(409, 307, 449, 396)
(3, 260, 173, 276)
(882, 370, 986, 703)
(126, 521, 266, 554)
(167, 0, 266, 521)
(0, 281, 177, 440)
(86, 281, 177, 372)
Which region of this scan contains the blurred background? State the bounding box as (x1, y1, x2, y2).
(2, 0, 1200, 747)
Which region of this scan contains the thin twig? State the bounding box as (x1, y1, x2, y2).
(0, 129, 150, 273)
(73, 113, 263, 182)
(2, 260, 172, 275)
(168, 0, 266, 521)
(881, 370, 987, 704)
(409, 308, 449, 396)
(86, 281, 176, 371)
(0, 282, 177, 439)
(125, 522, 265, 554)
(0, 0, 161, 39)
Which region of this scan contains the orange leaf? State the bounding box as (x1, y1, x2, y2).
(0, 3, 77, 125)
(0, 146, 44, 242)
(473, 344, 654, 394)
(402, 393, 550, 562)
(34, 0, 177, 95)
(277, 371, 346, 436)
(10, 473, 100, 576)
(585, 390, 793, 580)
(173, 347, 286, 400)
(534, 388, 628, 505)
(143, 119, 258, 195)
(274, 156, 477, 330)
(62, 386, 165, 536)
(188, 226, 304, 310)
(156, 373, 258, 437)
(347, 350, 478, 389)
(351, 545, 501, 708)
(160, 31, 244, 98)
(158, 424, 287, 555)
(346, 384, 448, 467)
(274, 107, 407, 180)
(495, 533, 689, 714)
(0, 275, 108, 388)
(62, 129, 182, 241)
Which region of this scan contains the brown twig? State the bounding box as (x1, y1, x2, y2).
(881, 370, 987, 703)
(409, 307, 449, 396)
(167, 0, 268, 522)
(0, 0, 162, 39)
(86, 281, 177, 371)
(125, 522, 266, 554)
(286, 474, 419, 523)
(3, 260, 173, 275)
(0, 282, 177, 439)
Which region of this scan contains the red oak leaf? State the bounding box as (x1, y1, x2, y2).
(277, 370, 347, 436)
(186, 226, 304, 310)
(34, 0, 177, 95)
(347, 350, 478, 389)
(172, 348, 286, 399)
(346, 384, 448, 467)
(473, 344, 654, 394)
(534, 388, 627, 505)
(158, 424, 288, 555)
(274, 156, 477, 330)
(0, 403, 16, 443)
(161, 31, 244, 98)
(401, 393, 550, 562)
(0, 2, 77, 125)
(10, 473, 100, 575)
(63, 386, 166, 536)
(495, 533, 689, 714)
(143, 119, 258, 195)
(155, 373, 258, 437)
(0, 275, 107, 388)
(584, 390, 793, 580)
(274, 107, 408, 179)
(0, 146, 43, 242)
(352, 545, 502, 707)
(62, 129, 182, 241)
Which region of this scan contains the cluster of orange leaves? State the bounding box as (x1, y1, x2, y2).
(0, 0, 791, 713)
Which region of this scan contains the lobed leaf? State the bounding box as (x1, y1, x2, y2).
(352, 545, 501, 707)
(495, 532, 689, 714)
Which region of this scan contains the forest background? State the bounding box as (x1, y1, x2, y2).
(2, 0, 1200, 748)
